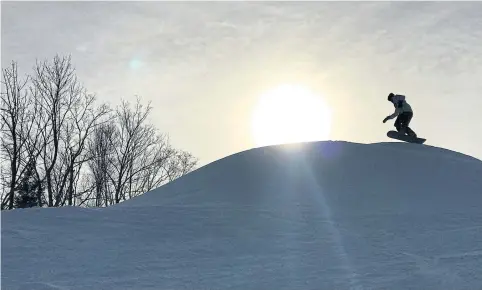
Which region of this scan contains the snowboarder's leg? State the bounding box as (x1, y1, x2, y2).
(394, 115, 403, 132)
(400, 112, 417, 137)
(395, 112, 409, 135)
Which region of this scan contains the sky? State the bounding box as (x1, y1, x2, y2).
(2, 1, 482, 166)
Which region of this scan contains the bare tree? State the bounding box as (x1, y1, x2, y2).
(137, 138, 177, 192)
(107, 99, 158, 204)
(124, 132, 177, 198)
(0, 62, 36, 210)
(111, 100, 199, 203)
(2, 55, 198, 210)
(86, 122, 116, 207)
(164, 149, 198, 182)
(32, 55, 109, 207)
(59, 92, 110, 206)
(31, 55, 77, 206)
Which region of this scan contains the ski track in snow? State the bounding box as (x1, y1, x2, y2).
(2, 141, 482, 290)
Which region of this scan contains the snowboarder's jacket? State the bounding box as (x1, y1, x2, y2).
(387, 94, 412, 120)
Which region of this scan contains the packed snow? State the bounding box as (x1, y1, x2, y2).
(2, 141, 482, 290)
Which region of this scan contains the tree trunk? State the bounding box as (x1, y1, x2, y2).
(68, 166, 74, 206)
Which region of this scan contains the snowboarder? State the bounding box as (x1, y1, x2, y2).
(383, 93, 417, 137)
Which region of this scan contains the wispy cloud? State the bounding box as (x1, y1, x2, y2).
(2, 1, 482, 163)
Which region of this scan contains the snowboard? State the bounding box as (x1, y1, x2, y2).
(387, 130, 426, 144)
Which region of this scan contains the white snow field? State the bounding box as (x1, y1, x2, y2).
(2, 141, 482, 290)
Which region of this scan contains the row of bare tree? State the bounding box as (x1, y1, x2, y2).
(1, 55, 197, 210)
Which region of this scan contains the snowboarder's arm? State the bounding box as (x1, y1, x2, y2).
(386, 107, 402, 120)
(383, 107, 402, 123)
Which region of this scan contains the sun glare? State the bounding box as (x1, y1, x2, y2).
(251, 84, 332, 147)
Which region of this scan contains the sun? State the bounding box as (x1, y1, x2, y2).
(251, 84, 332, 147)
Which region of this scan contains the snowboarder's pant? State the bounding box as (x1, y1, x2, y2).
(395, 112, 416, 136)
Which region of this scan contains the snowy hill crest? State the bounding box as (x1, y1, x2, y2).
(2, 141, 482, 290)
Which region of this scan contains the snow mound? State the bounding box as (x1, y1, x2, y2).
(2, 141, 482, 290)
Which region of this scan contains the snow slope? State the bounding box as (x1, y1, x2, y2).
(2, 141, 482, 290)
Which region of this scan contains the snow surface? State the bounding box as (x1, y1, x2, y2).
(2, 141, 482, 290)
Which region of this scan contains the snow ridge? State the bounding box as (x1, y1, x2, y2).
(2, 141, 482, 290)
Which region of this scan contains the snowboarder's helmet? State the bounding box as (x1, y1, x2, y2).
(387, 93, 394, 101)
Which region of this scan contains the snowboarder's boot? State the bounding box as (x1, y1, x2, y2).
(406, 127, 417, 138)
(398, 126, 417, 138)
